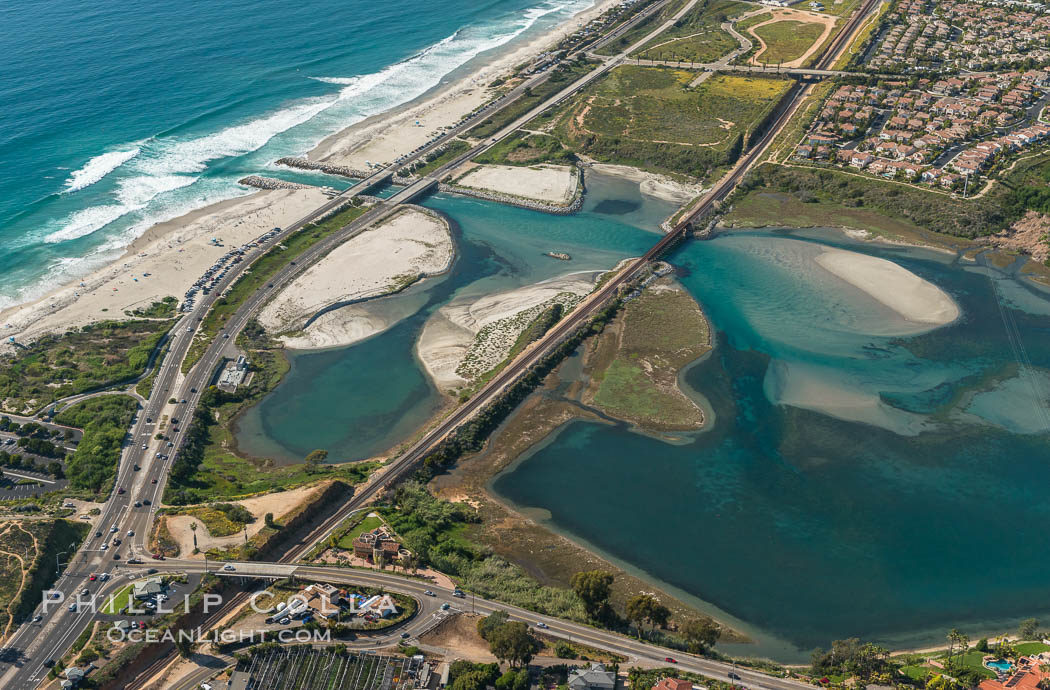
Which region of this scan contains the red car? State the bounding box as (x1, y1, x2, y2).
(152, 553, 164, 560)
(151, 478, 158, 484)
(117, 487, 125, 494)
(664, 658, 677, 664)
(88, 574, 97, 581)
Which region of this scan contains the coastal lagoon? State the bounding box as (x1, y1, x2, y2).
(234, 173, 674, 461)
(493, 229, 1050, 658)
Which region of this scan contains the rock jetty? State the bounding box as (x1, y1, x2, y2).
(545, 252, 572, 261)
(238, 175, 317, 191)
(275, 157, 373, 179)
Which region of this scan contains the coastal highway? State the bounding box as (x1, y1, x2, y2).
(139, 560, 812, 690)
(0, 4, 685, 685)
(0, 0, 880, 684)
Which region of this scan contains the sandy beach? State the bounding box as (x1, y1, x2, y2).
(0, 0, 624, 348)
(418, 273, 598, 391)
(455, 163, 577, 204)
(309, 0, 624, 171)
(0, 188, 330, 346)
(260, 207, 454, 349)
(815, 247, 961, 326)
(586, 163, 700, 203)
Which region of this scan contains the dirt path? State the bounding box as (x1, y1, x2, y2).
(0, 523, 37, 642)
(746, 9, 837, 68)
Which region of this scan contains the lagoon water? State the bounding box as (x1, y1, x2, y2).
(233, 173, 673, 461)
(493, 230, 1050, 658)
(235, 169, 1050, 657)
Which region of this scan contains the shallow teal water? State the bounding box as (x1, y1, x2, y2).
(233, 174, 674, 462)
(492, 230, 1050, 658)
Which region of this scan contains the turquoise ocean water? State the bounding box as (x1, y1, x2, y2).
(0, 0, 592, 309)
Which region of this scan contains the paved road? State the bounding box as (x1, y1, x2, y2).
(141, 560, 811, 690)
(0, 0, 882, 682)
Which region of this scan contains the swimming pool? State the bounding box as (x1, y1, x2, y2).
(987, 660, 1013, 674)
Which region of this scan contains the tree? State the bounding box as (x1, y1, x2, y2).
(46, 462, 63, 479)
(304, 449, 328, 473)
(478, 611, 510, 641)
(681, 618, 721, 654)
(174, 634, 193, 658)
(570, 570, 614, 620)
(1019, 618, 1040, 640)
(488, 622, 541, 667)
(625, 592, 651, 634)
(947, 629, 969, 666)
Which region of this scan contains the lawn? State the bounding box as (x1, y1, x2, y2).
(0, 319, 172, 415)
(752, 20, 826, 64)
(335, 515, 384, 550)
(545, 66, 791, 178)
(1014, 642, 1050, 655)
(631, 0, 753, 63)
(100, 583, 134, 614)
(182, 202, 368, 373)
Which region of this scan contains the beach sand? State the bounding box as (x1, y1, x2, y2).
(455, 163, 577, 204)
(815, 247, 961, 326)
(418, 273, 598, 391)
(308, 0, 624, 171)
(0, 0, 622, 346)
(0, 188, 330, 346)
(586, 163, 699, 203)
(260, 207, 454, 349)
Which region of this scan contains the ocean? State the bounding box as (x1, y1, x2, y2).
(0, 0, 592, 310)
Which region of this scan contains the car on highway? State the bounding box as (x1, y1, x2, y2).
(452, 590, 465, 598)
(133, 465, 140, 471)
(99, 573, 110, 582)
(67, 603, 77, 612)
(80, 588, 89, 597)
(110, 525, 118, 532)
(152, 554, 164, 560)
(128, 558, 143, 564)
(141, 444, 147, 450)
(112, 538, 121, 546)
(113, 553, 120, 560)
(664, 657, 677, 664)
(728, 673, 742, 681)
(88, 574, 97, 581)
(536, 622, 549, 629)
(117, 487, 125, 494)
(134, 501, 141, 507)
(95, 531, 102, 538)
(440, 603, 451, 610)
(49, 592, 60, 600)
(400, 632, 410, 639)
(32, 615, 41, 623)
(143, 499, 152, 505)
(151, 479, 157, 484)
(222, 564, 235, 571)
(101, 544, 108, 551)
(423, 590, 434, 597)
(127, 529, 134, 536)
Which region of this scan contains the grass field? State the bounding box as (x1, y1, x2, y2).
(595, 0, 693, 56)
(474, 132, 575, 167)
(752, 20, 826, 64)
(100, 583, 134, 614)
(335, 515, 384, 550)
(631, 0, 752, 63)
(541, 66, 790, 178)
(0, 319, 171, 415)
(590, 280, 711, 430)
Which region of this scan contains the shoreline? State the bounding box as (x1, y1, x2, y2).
(0, 0, 622, 348)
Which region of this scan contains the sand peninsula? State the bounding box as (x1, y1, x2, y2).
(259, 207, 454, 350)
(0, 0, 623, 346)
(815, 247, 961, 328)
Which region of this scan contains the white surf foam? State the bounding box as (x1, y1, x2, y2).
(63, 148, 140, 192)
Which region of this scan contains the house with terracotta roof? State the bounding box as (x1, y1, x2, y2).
(653, 679, 693, 690)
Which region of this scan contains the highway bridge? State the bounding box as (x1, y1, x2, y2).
(0, 0, 882, 683)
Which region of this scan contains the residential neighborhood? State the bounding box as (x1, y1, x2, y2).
(794, 72, 1050, 189)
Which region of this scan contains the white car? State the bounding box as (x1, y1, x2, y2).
(222, 564, 235, 572)
(127, 530, 134, 537)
